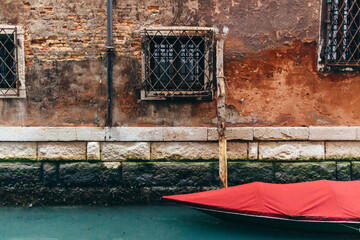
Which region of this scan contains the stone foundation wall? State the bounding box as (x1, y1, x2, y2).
(1, 126, 360, 205)
(0, 160, 358, 206)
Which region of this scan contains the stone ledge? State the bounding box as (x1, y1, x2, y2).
(356, 128, 360, 140)
(164, 127, 207, 141)
(254, 127, 308, 140)
(309, 127, 357, 140)
(106, 127, 163, 141)
(208, 127, 253, 141)
(0, 127, 105, 142)
(1, 127, 360, 142)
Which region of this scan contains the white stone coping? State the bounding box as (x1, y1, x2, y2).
(309, 127, 358, 140)
(0, 127, 106, 141)
(0, 126, 360, 142)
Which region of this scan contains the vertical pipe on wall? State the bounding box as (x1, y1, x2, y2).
(106, 0, 114, 126)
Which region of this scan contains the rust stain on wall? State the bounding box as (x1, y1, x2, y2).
(225, 41, 360, 126)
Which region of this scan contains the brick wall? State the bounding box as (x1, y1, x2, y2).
(3, 0, 360, 127)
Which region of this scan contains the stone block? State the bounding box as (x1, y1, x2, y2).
(351, 162, 360, 180)
(207, 127, 253, 141)
(259, 141, 324, 160)
(356, 128, 360, 140)
(42, 127, 77, 141)
(227, 142, 248, 159)
(275, 162, 336, 183)
(43, 163, 58, 186)
(0, 163, 41, 186)
(228, 162, 274, 186)
(38, 142, 86, 160)
(227, 127, 254, 140)
(0, 127, 105, 142)
(309, 127, 356, 140)
(59, 163, 121, 186)
(326, 142, 360, 159)
(0, 142, 37, 160)
(151, 142, 218, 160)
(164, 127, 207, 141)
(151, 141, 246, 160)
(248, 142, 258, 160)
(104, 162, 121, 169)
(337, 162, 351, 181)
(75, 127, 105, 141)
(101, 142, 150, 161)
(254, 127, 308, 140)
(87, 142, 101, 160)
(207, 128, 218, 141)
(122, 162, 213, 187)
(0, 127, 45, 141)
(106, 127, 163, 141)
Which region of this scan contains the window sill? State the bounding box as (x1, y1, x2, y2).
(0, 89, 26, 99)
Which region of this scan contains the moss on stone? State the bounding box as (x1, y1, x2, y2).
(0, 158, 38, 163)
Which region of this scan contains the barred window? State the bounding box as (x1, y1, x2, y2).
(0, 27, 19, 96)
(322, 0, 360, 70)
(141, 28, 214, 100)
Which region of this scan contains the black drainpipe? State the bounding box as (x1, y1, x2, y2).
(106, 0, 114, 126)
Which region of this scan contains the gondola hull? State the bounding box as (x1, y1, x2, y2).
(164, 180, 360, 234)
(195, 207, 360, 234)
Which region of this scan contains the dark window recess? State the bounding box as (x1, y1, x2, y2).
(142, 29, 214, 100)
(0, 27, 18, 96)
(323, 0, 360, 68)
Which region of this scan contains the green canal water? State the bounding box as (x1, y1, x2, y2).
(0, 205, 357, 240)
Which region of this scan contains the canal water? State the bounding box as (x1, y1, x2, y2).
(0, 205, 357, 240)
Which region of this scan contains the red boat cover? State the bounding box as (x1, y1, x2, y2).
(164, 180, 360, 222)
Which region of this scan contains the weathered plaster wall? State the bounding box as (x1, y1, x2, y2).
(1, 0, 359, 127)
(224, 41, 360, 126)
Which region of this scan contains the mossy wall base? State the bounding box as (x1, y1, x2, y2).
(0, 161, 358, 206)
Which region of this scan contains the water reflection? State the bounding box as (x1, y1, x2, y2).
(0, 205, 357, 240)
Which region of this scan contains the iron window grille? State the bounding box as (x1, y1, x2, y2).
(141, 28, 214, 100)
(0, 27, 19, 96)
(322, 0, 360, 69)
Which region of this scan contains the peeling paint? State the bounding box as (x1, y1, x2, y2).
(0, 0, 359, 127)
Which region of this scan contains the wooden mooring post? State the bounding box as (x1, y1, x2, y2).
(216, 34, 227, 188)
